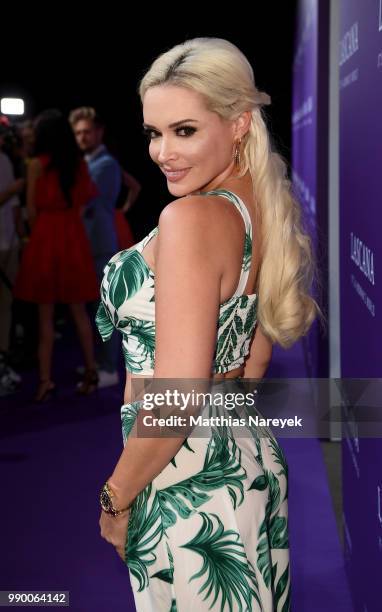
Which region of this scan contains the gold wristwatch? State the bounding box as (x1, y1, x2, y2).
(100, 482, 132, 517)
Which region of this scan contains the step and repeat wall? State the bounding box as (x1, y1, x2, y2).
(340, 1, 382, 610)
(292, 0, 329, 378)
(293, 0, 382, 609)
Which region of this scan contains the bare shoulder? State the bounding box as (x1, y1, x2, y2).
(158, 194, 241, 244)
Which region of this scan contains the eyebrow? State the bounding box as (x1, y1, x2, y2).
(143, 119, 199, 129)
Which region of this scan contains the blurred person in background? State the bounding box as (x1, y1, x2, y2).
(7, 119, 39, 371)
(69, 107, 122, 388)
(13, 109, 99, 401)
(19, 119, 35, 160)
(0, 116, 24, 395)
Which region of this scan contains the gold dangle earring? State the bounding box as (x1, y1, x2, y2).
(234, 138, 242, 168)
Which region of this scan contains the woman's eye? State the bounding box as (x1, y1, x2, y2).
(143, 128, 159, 140)
(142, 126, 196, 140)
(176, 126, 196, 137)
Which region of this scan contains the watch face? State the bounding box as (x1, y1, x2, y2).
(100, 488, 112, 512)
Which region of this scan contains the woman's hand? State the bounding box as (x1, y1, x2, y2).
(99, 509, 130, 562)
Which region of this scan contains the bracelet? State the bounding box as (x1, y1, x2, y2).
(100, 481, 133, 517)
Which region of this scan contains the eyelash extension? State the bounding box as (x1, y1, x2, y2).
(142, 126, 197, 140)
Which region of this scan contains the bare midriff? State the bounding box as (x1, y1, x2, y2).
(123, 365, 244, 405)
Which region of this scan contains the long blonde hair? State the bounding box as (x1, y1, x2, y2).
(139, 37, 323, 348)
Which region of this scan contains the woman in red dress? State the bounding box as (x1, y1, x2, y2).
(14, 109, 99, 401)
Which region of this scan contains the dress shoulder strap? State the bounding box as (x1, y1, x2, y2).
(201, 189, 253, 297)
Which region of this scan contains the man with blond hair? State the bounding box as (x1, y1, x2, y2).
(69, 107, 121, 388)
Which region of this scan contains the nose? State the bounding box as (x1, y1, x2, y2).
(157, 136, 177, 164)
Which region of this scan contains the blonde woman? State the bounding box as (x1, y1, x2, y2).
(97, 38, 320, 611)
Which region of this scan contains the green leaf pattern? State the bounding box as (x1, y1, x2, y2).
(125, 483, 164, 592)
(213, 293, 258, 374)
(122, 411, 289, 610)
(95, 190, 258, 376)
(121, 400, 142, 443)
(96, 228, 157, 372)
(156, 429, 247, 530)
(181, 512, 262, 611)
(95, 301, 114, 342)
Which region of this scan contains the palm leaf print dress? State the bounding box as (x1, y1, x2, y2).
(96, 189, 291, 611)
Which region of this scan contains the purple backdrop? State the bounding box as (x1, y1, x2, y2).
(340, 0, 381, 377)
(292, 0, 329, 378)
(340, 1, 382, 610)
